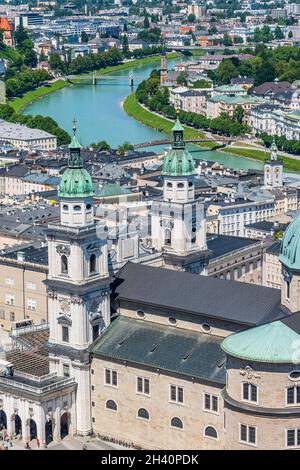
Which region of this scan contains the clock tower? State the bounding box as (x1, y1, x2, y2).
(46, 122, 111, 435)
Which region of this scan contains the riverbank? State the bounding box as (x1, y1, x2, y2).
(71, 52, 181, 80)
(123, 92, 205, 140)
(124, 93, 300, 172)
(10, 79, 69, 113)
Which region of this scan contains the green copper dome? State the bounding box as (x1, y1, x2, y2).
(222, 320, 300, 363)
(162, 117, 195, 177)
(58, 120, 94, 198)
(279, 216, 300, 271)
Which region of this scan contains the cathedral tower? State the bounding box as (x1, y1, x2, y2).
(151, 117, 208, 273)
(46, 121, 111, 435)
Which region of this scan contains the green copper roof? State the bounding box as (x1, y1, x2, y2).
(172, 116, 184, 132)
(221, 320, 300, 363)
(58, 167, 94, 198)
(96, 183, 131, 198)
(279, 216, 300, 270)
(58, 120, 94, 198)
(162, 117, 195, 177)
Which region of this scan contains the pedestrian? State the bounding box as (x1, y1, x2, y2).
(82, 443, 87, 450)
(36, 438, 40, 448)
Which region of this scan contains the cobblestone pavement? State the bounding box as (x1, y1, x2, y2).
(7, 435, 130, 451)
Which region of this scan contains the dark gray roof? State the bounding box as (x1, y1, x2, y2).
(281, 312, 300, 335)
(115, 263, 285, 327)
(91, 316, 226, 384)
(1, 245, 48, 266)
(266, 241, 281, 255)
(207, 235, 260, 260)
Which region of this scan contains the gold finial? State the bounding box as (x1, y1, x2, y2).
(176, 108, 180, 116)
(72, 118, 77, 135)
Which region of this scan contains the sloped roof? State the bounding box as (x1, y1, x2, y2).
(115, 263, 284, 327)
(92, 316, 226, 384)
(221, 320, 300, 363)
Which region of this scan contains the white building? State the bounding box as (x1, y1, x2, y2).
(264, 140, 283, 189)
(0, 120, 57, 151)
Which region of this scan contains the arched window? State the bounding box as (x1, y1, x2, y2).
(165, 229, 171, 246)
(167, 182, 172, 188)
(61, 255, 68, 274)
(62, 204, 69, 211)
(86, 203, 92, 210)
(89, 254, 97, 273)
(73, 205, 81, 212)
(106, 400, 117, 411)
(204, 426, 218, 439)
(242, 383, 258, 403)
(177, 182, 184, 188)
(171, 417, 183, 429)
(137, 408, 149, 420)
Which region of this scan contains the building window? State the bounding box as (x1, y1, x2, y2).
(5, 294, 14, 306)
(137, 377, 150, 395)
(286, 429, 300, 448)
(201, 323, 211, 333)
(89, 254, 97, 273)
(62, 326, 69, 343)
(61, 255, 68, 274)
(105, 368, 118, 387)
(204, 426, 218, 439)
(27, 298, 37, 311)
(171, 417, 183, 429)
(10, 312, 15, 322)
(286, 281, 290, 300)
(242, 383, 258, 403)
(136, 310, 145, 319)
(170, 385, 184, 404)
(106, 400, 117, 411)
(203, 393, 219, 413)
(286, 385, 300, 405)
(26, 282, 36, 290)
(168, 317, 177, 326)
(137, 408, 149, 420)
(63, 364, 70, 377)
(239, 424, 256, 446)
(0, 310, 4, 320)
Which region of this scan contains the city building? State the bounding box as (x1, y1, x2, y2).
(0, 120, 57, 151)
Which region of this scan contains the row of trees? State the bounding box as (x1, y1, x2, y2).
(49, 44, 165, 76)
(259, 132, 300, 156)
(209, 44, 300, 85)
(136, 72, 249, 137)
(0, 104, 70, 146)
(5, 68, 52, 98)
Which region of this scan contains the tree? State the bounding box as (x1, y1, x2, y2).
(90, 140, 110, 151)
(274, 26, 284, 40)
(144, 15, 150, 30)
(288, 30, 293, 39)
(223, 33, 233, 47)
(123, 22, 128, 32)
(216, 59, 238, 84)
(233, 105, 244, 124)
(122, 34, 129, 54)
(118, 141, 134, 155)
(208, 26, 218, 35)
(187, 13, 196, 23)
(81, 31, 89, 43)
(177, 71, 187, 86)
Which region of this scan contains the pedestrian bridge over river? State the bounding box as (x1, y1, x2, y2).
(133, 137, 236, 151)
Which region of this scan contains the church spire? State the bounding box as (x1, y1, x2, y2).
(68, 118, 83, 169)
(172, 112, 185, 149)
(271, 138, 278, 161)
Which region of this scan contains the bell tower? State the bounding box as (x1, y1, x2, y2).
(264, 139, 283, 188)
(160, 43, 168, 85)
(46, 121, 111, 435)
(151, 116, 208, 273)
